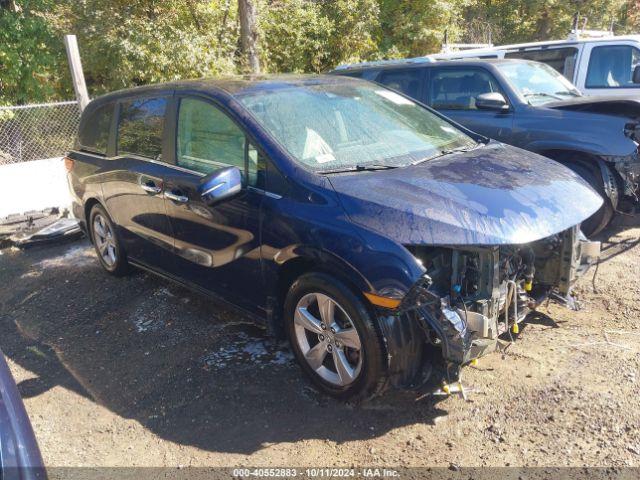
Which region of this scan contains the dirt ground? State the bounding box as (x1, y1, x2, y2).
(0, 218, 639, 470)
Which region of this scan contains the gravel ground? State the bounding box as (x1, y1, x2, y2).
(0, 219, 638, 470)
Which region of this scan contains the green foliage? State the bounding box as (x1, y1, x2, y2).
(56, 0, 238, 95)
(1, 0, 639, 104)
(0, 0, 71, 104)
(378, 0, 466, 57)
(260, 0, 333, 72)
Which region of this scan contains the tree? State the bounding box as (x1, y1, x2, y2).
(238, 0, 260, 73)
(0, 0, 71, 104)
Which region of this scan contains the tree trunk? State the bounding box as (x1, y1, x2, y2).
(238, 0, 261, 74)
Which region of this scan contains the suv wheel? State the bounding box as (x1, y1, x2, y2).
(89, 204, 129, 276)
(284, 272, 385, 401)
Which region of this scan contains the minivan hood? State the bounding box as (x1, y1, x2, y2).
(545, 95, 640, 120)
(329, 143, 603, 245)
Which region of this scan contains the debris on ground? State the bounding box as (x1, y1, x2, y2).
(0, 208, 82, 248)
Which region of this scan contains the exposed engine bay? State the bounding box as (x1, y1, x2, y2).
(378, 226, 601, 388)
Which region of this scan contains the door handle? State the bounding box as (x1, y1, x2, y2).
(165, 191, 189, 203)
(140, 180, 162, 194)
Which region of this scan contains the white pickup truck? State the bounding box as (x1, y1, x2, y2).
(430, 33, 640, 97)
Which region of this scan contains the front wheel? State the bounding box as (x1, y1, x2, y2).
(284, 272, 385, 401)
(563, 161, 615, 237)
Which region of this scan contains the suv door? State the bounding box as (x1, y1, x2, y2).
(162, 95, 265, 313)
(103, 95, 175, 272)
(426, 66, 514, 142)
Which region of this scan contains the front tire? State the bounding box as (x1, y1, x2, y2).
(89, 204, 129, 276)
(284, 272, 385, 401)
(563, 161, 615, 237)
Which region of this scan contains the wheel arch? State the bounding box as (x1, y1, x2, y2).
(272, 247, 374, 331)
(538, 148, 620, 205)
(83, 197, 103, 242)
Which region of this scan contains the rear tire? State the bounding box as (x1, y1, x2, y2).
(284, 272, 385, 401)
(89, 204, 129, 276)
(562, 161, 615, 237)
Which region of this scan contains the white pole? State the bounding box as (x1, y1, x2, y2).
(64, 34, 90, 111)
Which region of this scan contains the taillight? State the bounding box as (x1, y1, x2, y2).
(64, 156, 74, 172)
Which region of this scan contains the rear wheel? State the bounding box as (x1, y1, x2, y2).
(89, 204, 129, 276)
(563, 161, 615, 237)
(284, 272, 385, 401)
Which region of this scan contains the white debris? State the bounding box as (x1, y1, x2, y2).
(33, 245, 95, 269)
(201, 334, 293, 370)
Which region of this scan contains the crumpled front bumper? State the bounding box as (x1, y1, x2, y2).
(398, 278, 493, 366)
(376, 277, 494, 386)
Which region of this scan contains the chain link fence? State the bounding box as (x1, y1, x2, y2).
(0, 101, 81, 165)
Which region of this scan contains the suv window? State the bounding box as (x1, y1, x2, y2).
(429, 68, 502, 110)
(177, 98, 246, 176)
(505, 47, 578, 80)
(117, 97, 167, 159)
(376, 69, 422, 99)
(586, 44, 640, 88)
(78, 103, 113, 154)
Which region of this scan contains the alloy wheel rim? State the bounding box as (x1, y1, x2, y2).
(293, 292, 363, 387)
(93, 214, 117, 267)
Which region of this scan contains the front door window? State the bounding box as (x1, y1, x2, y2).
(177, 98, 246, 176)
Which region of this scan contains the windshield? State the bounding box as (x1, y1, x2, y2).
(237, 81, 478, 172)
(497, 61, 582, 105)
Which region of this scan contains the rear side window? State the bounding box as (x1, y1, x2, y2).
(78, 103, 113, 154)
(377, 69, 422, 99)
(586, 45, 640, 89)
(429, 68, 502, 110)
(505, 47, 578, 80)
(117, 97, 167, 159)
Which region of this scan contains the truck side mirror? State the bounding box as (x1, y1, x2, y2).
(475, 92, 510, 111)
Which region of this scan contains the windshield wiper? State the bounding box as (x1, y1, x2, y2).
(523, 92, 563, 101)
(554, 90, 581, 97)
(411, 143, 482, 166)
(320, 164, 397, 174)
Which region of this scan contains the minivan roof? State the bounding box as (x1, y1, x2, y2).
(87, 74, 364, 106)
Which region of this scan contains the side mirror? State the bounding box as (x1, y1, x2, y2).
(475, 92, 510, 111)
(198, 166, 242, 206)
(633, 65, 640, 84)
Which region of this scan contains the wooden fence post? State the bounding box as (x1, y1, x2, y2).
(63, 34, 90, 112)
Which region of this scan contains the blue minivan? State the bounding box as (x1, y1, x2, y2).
(67, 75, 601, 399)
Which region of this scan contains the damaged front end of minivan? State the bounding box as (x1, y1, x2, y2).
(327, 142, 605, 391)
(376, 226, 601, 388)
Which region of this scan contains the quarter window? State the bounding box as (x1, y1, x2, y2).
(429, 68, 503, 110)
(586, 45, 640, 88)
(117, 97, 167, 159)
(78, 103, 113, 154)
(177, 98, 246, 176)
(505, 47, 579, 80)
(377, 69, 422, 99)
